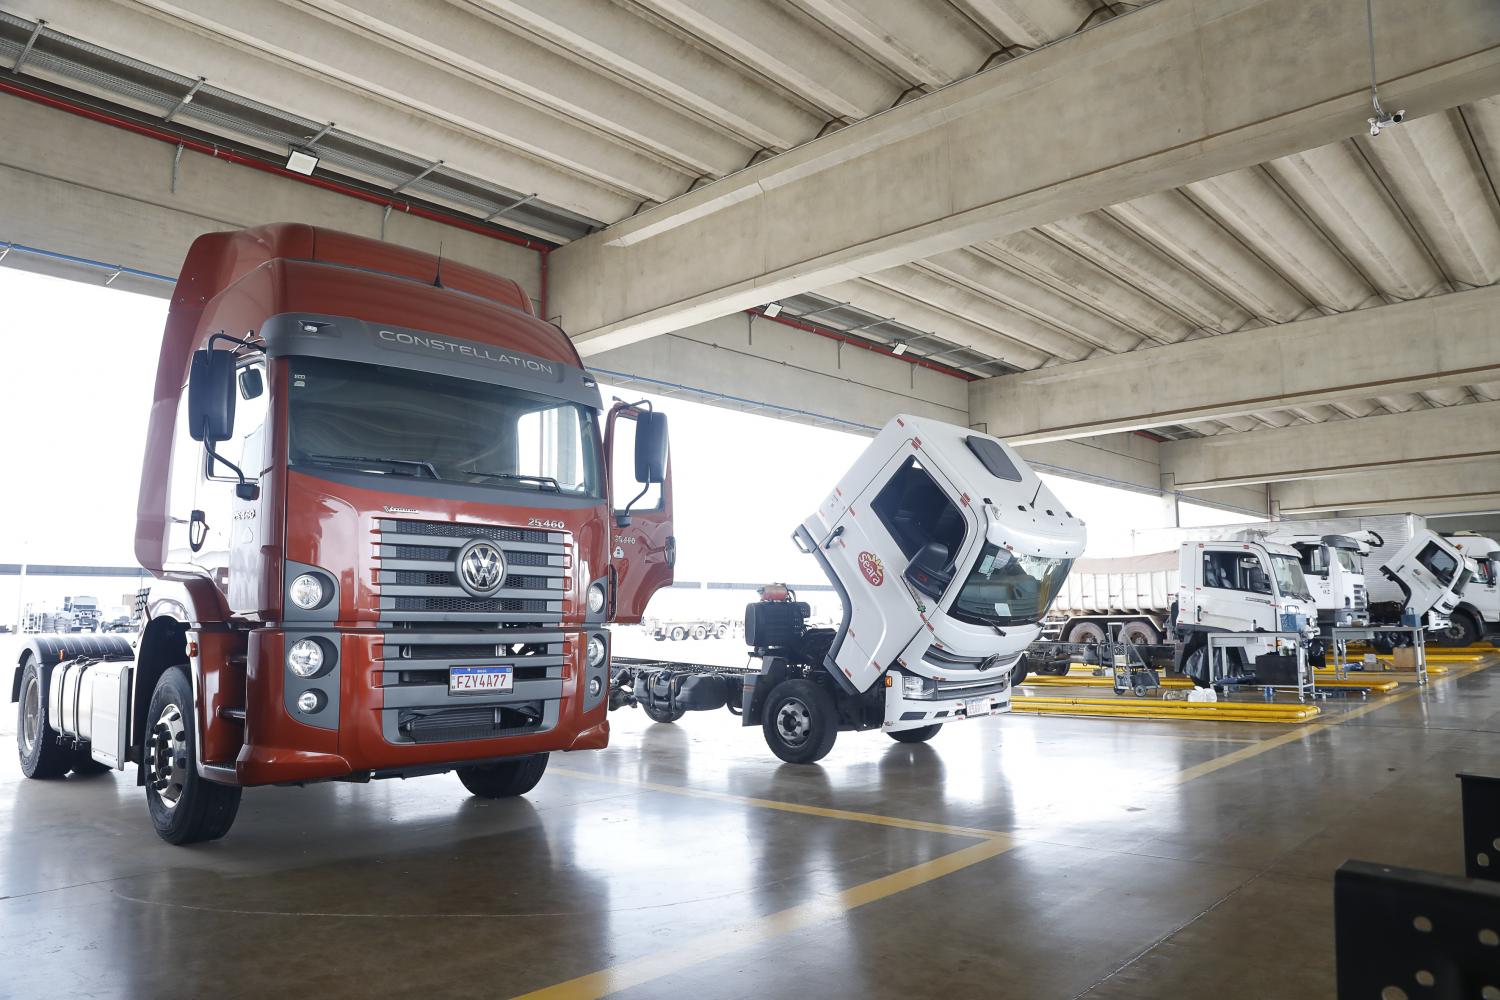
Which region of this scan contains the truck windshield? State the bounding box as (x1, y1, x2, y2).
(950, 543, 1073, 627)
(288, 357, 601, 496)
(1334, 548, 1361, 573)
(1270, 554, 1312, 601)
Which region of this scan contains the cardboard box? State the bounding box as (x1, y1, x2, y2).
(1392, 646, 1419, 671)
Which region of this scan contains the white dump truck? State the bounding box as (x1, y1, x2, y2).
(1043, 537, 1321, 685)
(611, 414, 1087, 762)
(1445, 533, 1500, 645)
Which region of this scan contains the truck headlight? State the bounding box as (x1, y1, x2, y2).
(296, 690, 323, 713)
(902, 674, 927, 698)
(288, 638, 325, 677)
(587, 635, 607, 667)
(289, 574, 326, 610)
(587, 582, 607, 615)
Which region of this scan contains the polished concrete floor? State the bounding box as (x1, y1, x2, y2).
(2, 655, 1497, 999)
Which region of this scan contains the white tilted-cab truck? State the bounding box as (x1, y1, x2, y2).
(1444, 534, 1500, 645)
(613, 414, 1086, 762)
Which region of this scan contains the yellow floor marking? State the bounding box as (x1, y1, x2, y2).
(523, 656, 1496, 999)
(550, 768, 1001, 839)
(1167, 660, 1494, 786)
(511, 836, 1014, 1000)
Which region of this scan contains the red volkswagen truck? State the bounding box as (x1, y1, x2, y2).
(12, 224, 674, 843)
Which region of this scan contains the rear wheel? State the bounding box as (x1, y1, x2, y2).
(670, 627, 686, 641)
(691, 626, 708, 641)
(145, 667, 242, 845)
(456, 754, 549, 798)
(715, 624, 729, 639)
(888, 724, 942, 744)
(762, 679, 838, 764)
(1066, 621, 1106, 645)
(1121, 621, 1160, 646)
(17, 656, 71, 779)
(68, 749, 112, 776)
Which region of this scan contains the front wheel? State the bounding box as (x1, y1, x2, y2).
(145, 666, 242, 845)
(1435, 612, 1480, 648)
(888, 724, 942, 744)
(762, 679, 838, 764)
(456, 754, 549, 798)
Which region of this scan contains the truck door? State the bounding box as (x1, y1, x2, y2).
(1195, 545, 1276, 633)
(605, 403, 674, 624)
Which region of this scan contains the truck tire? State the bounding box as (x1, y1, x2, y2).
(716, 624, 729, 639)
(145, 667, 242, 845)
(456, 753, 549, 798)
(691, 625, 708, 640)
(68, 749, 112, 776)
(1067, 621, 1106, 646)
(17, 655, 71, 779)
(888, 724, 942, 744)
(1121, 621, 1160, 646)
(1010, 655, 1030, 687)
(1435, 611, 1480, 648)
(762, 679, 838, 764)
(670, 627, 686, 641)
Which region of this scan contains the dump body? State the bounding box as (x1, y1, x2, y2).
(1052, 550, 1179, 621)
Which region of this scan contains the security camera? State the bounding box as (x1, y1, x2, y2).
(1368, 109, 1406, 137)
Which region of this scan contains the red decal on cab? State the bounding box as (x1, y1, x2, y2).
(858, 551, 885, 587)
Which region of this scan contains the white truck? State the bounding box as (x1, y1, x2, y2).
(611, 414, 1086, 762)
(1044, 538, 1321, 685)
(1445, 533, 1500, 645)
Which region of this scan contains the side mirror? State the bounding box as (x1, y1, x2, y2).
(188, 348, 236, 443)
(903, 541, 953, 599)
(634, 411, 668, 484)
(238, 366, 264, 400)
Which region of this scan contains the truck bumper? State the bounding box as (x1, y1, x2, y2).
(884, 669, 1012, 733)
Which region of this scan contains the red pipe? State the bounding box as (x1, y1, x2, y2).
(747, 307, 980, 382)
(0, 78, 553, 254)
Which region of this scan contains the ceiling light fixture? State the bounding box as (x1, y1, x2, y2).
(762, 302, 782, 318)
(285, 149, 319, 175)
(890, 343, 909, 356)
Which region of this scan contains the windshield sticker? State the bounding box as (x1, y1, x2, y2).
(858, 551, 884, 587)
(993, 602, 1010, 615)
(979, 553, 995, 575)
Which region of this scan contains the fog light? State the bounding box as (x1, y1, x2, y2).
(289, 573, 325, 610)
(296, 690, 323, 713)
(902, 674, 926, 698)
(287, 638, 325, 677)
(588, 677, 603, 697)
(587, 635, 607, 667)
(587, 582, 607, 615)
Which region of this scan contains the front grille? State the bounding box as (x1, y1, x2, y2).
(374, 517, 568, 625)
(398, 704, 545, 744)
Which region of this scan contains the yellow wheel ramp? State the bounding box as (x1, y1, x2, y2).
(1027, 668, 1399, 694)
(1011, 695, 1321, 724)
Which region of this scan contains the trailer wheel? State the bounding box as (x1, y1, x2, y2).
(641, 701, 685, 724)
(670, 627, 686, 641)
(761, 679, 838, 764)
(888, 724, 942, 743)
(456, 753, 549, 798)
(145, 667, 242, 845)
(16, 655, 71, 779)
(1435, 611, 1480, 648)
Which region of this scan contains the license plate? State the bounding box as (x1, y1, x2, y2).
(965, 697, 993, 718)
(449, 665, 513, 694)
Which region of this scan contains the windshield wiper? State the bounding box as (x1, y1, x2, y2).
(298, 453, 439, 479)
(460, 469, 561, 492)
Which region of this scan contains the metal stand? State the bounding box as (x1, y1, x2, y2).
(1329, 625, 1429, 685)
(1204, 630, 1315, 701)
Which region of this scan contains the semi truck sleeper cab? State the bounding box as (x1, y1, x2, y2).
(12, 224, 675, 844)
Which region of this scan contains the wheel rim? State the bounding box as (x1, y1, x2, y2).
(20, 672, 40, 756)
(148, 703, 189, 809)
(775, 697, 813, 746)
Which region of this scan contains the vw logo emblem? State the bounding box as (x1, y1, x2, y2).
(456, 539, 506, 596)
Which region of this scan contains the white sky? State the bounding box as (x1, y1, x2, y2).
(0, 266, 1256, 620)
